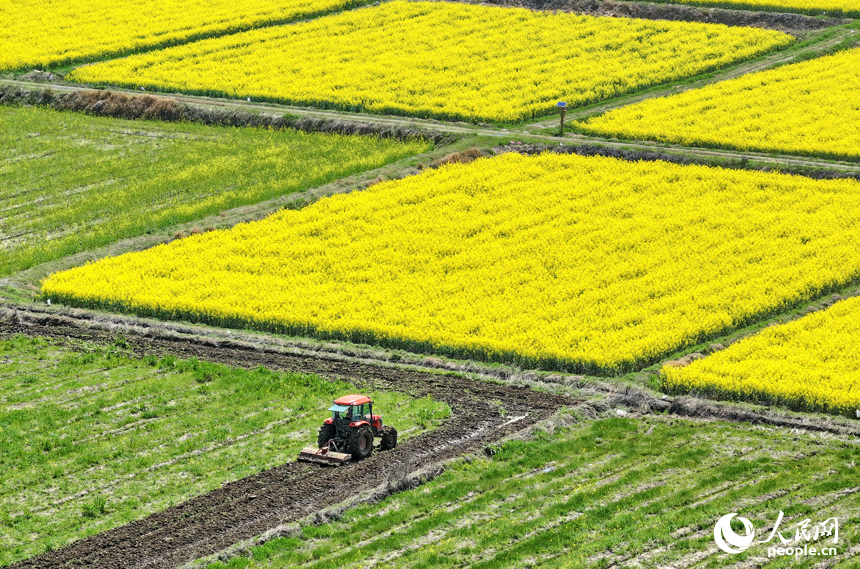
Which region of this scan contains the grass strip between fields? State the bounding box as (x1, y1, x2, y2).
(615, 0, 860, 18)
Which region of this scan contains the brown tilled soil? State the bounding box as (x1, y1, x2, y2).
(1, 319, 576, 569)
(472, 0, 842, 31)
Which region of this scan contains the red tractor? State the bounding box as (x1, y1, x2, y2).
(298, 394, 397, 466)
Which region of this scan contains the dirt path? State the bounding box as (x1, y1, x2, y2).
(476, 0, 843, 32)
(1, 319, 575, 569)
(555, 132, 860, 173)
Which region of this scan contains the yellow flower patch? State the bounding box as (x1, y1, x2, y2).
(67, 1, 793, 122)
(576, 48, 860, 161)
(43, 153, 860, 372)
(0, 0, 367, 71)
(663, 296, 860, 416)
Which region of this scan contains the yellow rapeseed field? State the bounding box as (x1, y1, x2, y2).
(67, 1, 793, 123)
(0, 0, 366, 72)
(42, 153, 860, 373)
(663, 296, 860, 416)
(576, 48, 860, 161)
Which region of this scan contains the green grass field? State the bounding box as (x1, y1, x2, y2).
(0, 106, 430, 276)
(206, 416, 860, 569)
(0, 335, 449, 566)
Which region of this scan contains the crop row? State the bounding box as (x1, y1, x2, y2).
(41, 152, 860, 374)
(0, 335, 448, 566)
(67, 1, 793, 123)
(205, 417, 860, 568)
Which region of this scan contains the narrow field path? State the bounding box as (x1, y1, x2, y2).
(3, 77, 860, 176)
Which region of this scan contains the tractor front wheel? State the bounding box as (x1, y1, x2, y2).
(347, 426, 373, 460)
(379, 426, 398, 451)
(317, 423, 336, 448)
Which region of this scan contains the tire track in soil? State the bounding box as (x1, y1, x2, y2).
(1, 321, 577, 569)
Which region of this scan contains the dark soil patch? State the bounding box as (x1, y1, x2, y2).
(473, 0, 842, 32)
(431, 147, 486, 168)
(17, 70, 65, 83)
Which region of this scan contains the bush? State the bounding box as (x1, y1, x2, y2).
(81, 496, 107, 518)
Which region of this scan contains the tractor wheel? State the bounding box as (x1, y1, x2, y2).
(317, 423, 336, 448)
(347, 426, 374, 460)
(379, 426, 398, 451)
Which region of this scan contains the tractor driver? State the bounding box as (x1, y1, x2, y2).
(356, 403, 371, 422)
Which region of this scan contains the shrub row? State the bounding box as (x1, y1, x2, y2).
(0, 85, 453, 144)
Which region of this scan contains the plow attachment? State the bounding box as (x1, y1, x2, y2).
(298, 440, 351, 466)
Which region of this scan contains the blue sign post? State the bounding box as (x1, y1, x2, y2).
(557, 101, 567, 136)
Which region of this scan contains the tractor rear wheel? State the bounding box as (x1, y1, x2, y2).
(317, 423, 336, 448)
(347, 426, 373, 460)
(379, 426, 398, 450)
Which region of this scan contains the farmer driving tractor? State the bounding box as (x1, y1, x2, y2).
(298, 394, 398, 466)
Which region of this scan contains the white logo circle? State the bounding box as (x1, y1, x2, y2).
(714, 513, 755, 554)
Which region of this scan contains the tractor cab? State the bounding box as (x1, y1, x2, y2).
(325, 394, 383, 435)
(298, 394, 397, 466)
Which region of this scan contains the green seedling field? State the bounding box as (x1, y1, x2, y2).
(0, 106, 430, 276)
